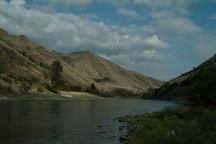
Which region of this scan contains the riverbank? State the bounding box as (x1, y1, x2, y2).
(0, 91, 104, 101)
(60, 91, 105, 100)
(120, 107, 216, 144)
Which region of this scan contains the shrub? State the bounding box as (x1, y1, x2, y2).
(28, 56, 36, 63)
(40, 62, 50, 69)
(19, 83, 31, 93)
(2, 76, 13, 84)
(0, 85, 15, 94)
(21, 51, 27, 57)
(127, 108, 216, 144)
(60, 84, 82, 92)
(15, 76, 38, 85)
(87, 83, 97, 94)
(37, 87, 44, 92)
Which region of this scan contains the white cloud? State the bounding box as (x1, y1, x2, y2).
(0, 0, 167, 72)
(117, 8, 140, 19)
(133, 0, 199, 14)
(10, 0, 26, 7)
(0, 0, 208, 80)
(158, 17, 201, 35)
(143, 35, 168, 48)
(53, 0, 95, 7)
(48, 0, 131, 8)
(47, 0, 200, 11)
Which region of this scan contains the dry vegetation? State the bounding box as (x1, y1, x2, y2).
(0, 28, 162, 97)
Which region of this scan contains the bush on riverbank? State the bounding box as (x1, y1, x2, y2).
(126, 108, 216, 144)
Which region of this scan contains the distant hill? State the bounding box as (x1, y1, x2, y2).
(144, 54, 216, 103)
(0, 28, 163, 97)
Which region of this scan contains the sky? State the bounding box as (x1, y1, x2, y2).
(0, 0, 215, 80)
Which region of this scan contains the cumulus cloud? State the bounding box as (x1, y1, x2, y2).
(0, 0, 168, 72)
(52, 0, 94, 7)
(117, 8, 140, 19)
(48, 0, 131, 8)
(10, 0, 26, 6)
(143, 35, 168, 48)
(0, 0, 208, 80)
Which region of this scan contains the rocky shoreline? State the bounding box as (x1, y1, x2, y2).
(118, 115, 137, 144)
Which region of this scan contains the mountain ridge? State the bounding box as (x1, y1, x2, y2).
(144, 54, 216, 100)
(0, 28, 163, 97)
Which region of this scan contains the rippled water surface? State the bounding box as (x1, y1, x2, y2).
(0, 98, 177, 144)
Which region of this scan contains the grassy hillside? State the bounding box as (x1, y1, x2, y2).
(0, 28, 162, 97)
(144, 54, 216, 105)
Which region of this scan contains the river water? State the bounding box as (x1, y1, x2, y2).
(0, 98, 177, 144)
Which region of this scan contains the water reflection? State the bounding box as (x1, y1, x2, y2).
(0, 99, 177, 144)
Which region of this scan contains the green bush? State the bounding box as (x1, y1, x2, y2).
(21, 51, 27, 57)
(19, 83, 31, 93)
(2, 76, 13, 84)
(37, 87, 44, 92)
(127, 108, 216, 144)
(28, 56, 36, 63)
(60, 84, 82, 92)
(0, 85, 15, 94)
(187, 66, 216, 106)
(15, 76, 38, 85)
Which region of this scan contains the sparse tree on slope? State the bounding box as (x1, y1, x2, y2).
(51, 60, 63, 89)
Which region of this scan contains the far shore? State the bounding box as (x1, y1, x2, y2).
(0, 91, 106, 101)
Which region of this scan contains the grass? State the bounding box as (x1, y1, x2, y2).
(125, 108, 216, 144)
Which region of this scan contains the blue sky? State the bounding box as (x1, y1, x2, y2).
(0, 0, 215, 80)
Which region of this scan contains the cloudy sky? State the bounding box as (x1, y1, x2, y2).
(0, 0, 216, 80)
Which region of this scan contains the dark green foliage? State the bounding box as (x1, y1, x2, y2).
(0, 60, 7, 74)
(0, 65, 5, 74)
(40, 62, 50, 69)
(2, 76, 13, 84)
(19, 83, 31, 93)
(51, 60, 63, 89)
(37, 87, 44, 92)
(44, 83, 57, 93)
(69, 85, 82, 91)
(97, 89, 142, 97)
(15, 76, 37, 85)
(127, 108, 216, 144)
(21, 51, 27, 57)
(60, 83, 82, 92)
(86, 83, 97, 94)
(91, 83, 96, 93)
(0, 85, 15, 94)
(187, 66, 216, 106)
(28, 56, 36, 63)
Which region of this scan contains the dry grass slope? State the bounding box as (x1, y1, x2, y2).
(0, 28, 163, 97)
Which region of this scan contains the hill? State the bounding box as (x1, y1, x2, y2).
(144, 54, 216, 104)
(0, 28, 163, 97)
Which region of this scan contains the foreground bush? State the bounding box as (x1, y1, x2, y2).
(126, 108, 216, 144)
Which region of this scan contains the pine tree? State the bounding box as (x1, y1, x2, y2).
(51, 60, 63, 89)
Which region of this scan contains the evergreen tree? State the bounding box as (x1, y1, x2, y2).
(51, 60, 63, 89)
(90, 83, 96, 93)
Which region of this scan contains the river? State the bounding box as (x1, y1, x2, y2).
(0, 98, 177, 144)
